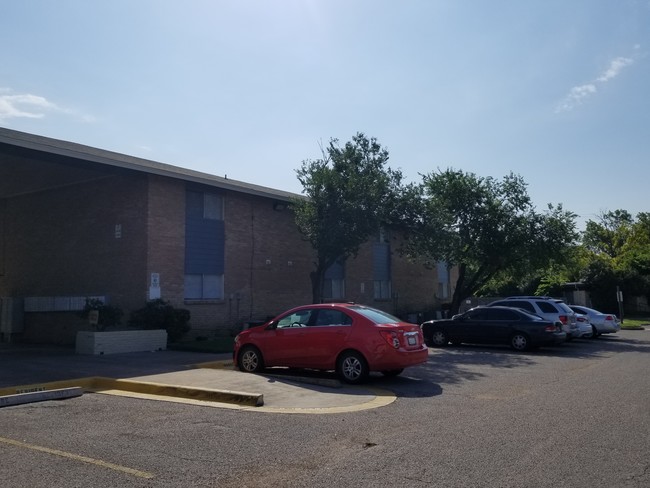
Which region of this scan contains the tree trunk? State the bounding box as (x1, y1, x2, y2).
(449, 263, 466, 315)
(310, 269, 324, 304)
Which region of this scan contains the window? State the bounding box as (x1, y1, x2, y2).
(186, 190, 223, 221)
(313, 310, 353, 326)
(277, 309, 314, 328)
(185, 189, 225, 300)
(185, 274, 223, 300)
(350, 306, 400, 325)
(203, 193, 223, 220)
(489, 308, 519, 321)
(436, 262, 450, 299)
(323, 260, 345, 300)
(502, 301, 535, 313)
(465, 309, 488, 320)
(374, 280, 392, 301)
(437, 282, 449, 300)
(536, 301, 559, 313)
(373, 236, 391, 300)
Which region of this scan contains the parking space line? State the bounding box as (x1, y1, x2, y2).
(0, 436, 155, 479)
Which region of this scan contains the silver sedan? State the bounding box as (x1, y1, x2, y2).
(568, 305, 620, 337)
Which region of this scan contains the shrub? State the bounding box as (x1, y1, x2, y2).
(79, 298, 124, 331)
(128, 299, 191, 343)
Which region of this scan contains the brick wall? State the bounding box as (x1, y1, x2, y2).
(145, 174, 186, 306)
(2, 167, 150, 343)
(343, 236, 441, 318)
(2, 158, 446, 344)
(183, 190, 315, 336)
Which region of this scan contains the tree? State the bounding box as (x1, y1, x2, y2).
(580, 210, 650, 312)
(401, 168, 578, 314)
(293, 133, 404, 303)
(582, 209, 633, 258)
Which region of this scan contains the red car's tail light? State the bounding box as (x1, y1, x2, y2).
(558, 315, 568, 324)
(380, 330, 400, 349)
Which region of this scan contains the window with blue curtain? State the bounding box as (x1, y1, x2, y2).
(184, 189, 225, 300)
(373, 240, 391, 300)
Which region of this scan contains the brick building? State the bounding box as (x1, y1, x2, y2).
(0, 128, 450, 345)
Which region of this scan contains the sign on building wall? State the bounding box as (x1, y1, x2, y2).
(149, 273, 161, 300)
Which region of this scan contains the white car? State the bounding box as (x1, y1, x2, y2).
(575, 313, 594, 338)
(568, 305, 620, 337)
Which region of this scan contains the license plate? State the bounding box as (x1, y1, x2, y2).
(407, 335, 417, 346)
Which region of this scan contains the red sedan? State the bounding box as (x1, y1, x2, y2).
(233, 303, 428, 384)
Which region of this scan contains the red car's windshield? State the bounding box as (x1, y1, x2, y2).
(349, 306, 401, 325)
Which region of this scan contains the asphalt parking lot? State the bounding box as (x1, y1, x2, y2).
(0, 344, 395, 414)
(2, 331, 649, 488)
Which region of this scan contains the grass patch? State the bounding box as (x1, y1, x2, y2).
(620, 317, 649, 330)
(168, 337, 235, 354)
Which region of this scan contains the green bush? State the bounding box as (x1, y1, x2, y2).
(128, 299, 191, 343)
(79, 298, 124, 331)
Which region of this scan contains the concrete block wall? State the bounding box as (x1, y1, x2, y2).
(75, 329, 167, 355)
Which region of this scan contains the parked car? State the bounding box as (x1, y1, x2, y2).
(233, 303, 428, 384)
(575, 313, 594, 338)
(487, 296, 578, 339)
(568, 305, 621, 337)
(420, 306, 566, 351)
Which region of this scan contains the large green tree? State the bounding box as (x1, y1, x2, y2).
(401, 168, 578, 314)
(293, 133, 404, 303)
(581, 210, 650, 312)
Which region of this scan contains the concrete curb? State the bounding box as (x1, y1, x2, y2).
(0, 387, 83, 408)
(263, 373, 342, 389)
(193, 360, 235, 370)
(0, 377, 263, 408)
(93, 377, 263, 406)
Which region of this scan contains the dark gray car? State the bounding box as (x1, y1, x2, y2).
(487, 296, 578, 339)
(421, 306, 567, 351)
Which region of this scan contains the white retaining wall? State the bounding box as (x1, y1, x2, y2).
(75, 330, 167, 355)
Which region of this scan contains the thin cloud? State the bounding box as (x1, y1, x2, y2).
(0, 90, 57, 120)
(555, 56, 635, 112)
(0, 88, 95, 123)
(555, 83, 597, 113)
(597, 56, 634, 82)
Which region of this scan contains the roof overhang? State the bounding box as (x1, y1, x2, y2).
(0, 127, 304, 202)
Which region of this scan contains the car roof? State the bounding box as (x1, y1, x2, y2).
(278, 302, 391, 314)
(467, 306, 548, 320)
(469, 305, 519, 311)
(504, 296, 555, 300)
(569, 305, 600, 313)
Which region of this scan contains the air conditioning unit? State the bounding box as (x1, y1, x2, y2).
(0, 297, 24, 342)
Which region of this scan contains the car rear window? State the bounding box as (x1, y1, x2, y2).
(349, 306, 400, 325)
(554, 302, 574, 314)
(521, 311, 545, 321)
(536, 301, 559, 313)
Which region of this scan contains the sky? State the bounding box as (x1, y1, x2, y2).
(1, 1, 649, 228)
